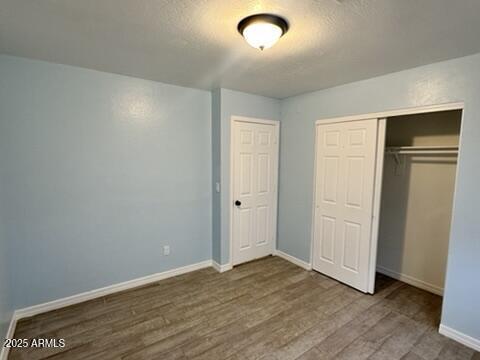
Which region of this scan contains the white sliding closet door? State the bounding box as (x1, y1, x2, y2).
(313, 119, 378, 292)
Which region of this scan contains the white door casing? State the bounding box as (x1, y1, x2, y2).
(313, 119, 378, 292)
(232, 118, 279, 266)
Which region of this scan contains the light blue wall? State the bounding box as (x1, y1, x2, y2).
(279, 53, 480, 341)
(0, 55, 212, 308)
(0, 78, 13, 340)
(211, 89, 222, 263)
(0, 207, 12, 339)
(215, 88, 280, 265)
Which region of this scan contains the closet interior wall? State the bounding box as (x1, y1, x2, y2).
(377, 110, 462, 295)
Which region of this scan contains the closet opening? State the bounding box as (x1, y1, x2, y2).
(375, 109, 462, 297)
(312, 103, 463, 298)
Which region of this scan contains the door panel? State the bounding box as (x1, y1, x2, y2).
(256, 205, 269, 245)
(257, 153, 270, 194)
(320, 215, 336, 262)
(345, 157, 364, 208)
(233, 120, 278, 266)
(239, 153, 253, 195)
(342, 221, 361, 272)
(313, 119, 378, 292)
(238, 208, 253, 249)
(323, 157, 339, 203)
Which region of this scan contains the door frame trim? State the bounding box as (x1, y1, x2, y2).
(229, 116, 280, 267)
(310, 101, 465, 293)
(368, 118, 387, 293)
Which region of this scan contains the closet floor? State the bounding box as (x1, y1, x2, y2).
(9, 256, 479, 360)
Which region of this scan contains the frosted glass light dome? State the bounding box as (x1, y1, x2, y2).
(238, 14, 289, 51)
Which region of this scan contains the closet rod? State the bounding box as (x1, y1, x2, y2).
(385, 145, 458, 155)
(385, 145, 458, 150)
(387, 150, 458, 155)
(385, 146, 458, 164)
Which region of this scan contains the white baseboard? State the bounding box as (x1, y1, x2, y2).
(274, 249, 312, 271)
(212, 260, 233, 273)
(439, 324, 480, 352)
(0, 313, 17, 360)
(376, 265, 443, 296)
(14, 260, 213, 320)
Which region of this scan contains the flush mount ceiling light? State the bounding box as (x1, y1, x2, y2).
(237, 13, 289, 50)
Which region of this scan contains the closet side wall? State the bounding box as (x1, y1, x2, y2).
(377, 111, 461, 294)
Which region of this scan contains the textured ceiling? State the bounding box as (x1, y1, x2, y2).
(1, 0, 480, 98)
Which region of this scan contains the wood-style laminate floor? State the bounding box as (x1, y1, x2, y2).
(9, 256, 479, 360)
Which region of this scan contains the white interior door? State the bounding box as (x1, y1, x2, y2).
(232, 119, 279, 266)
(313, 119, 379, 292)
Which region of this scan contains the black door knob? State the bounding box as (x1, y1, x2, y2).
(235, 200, 242, 206)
